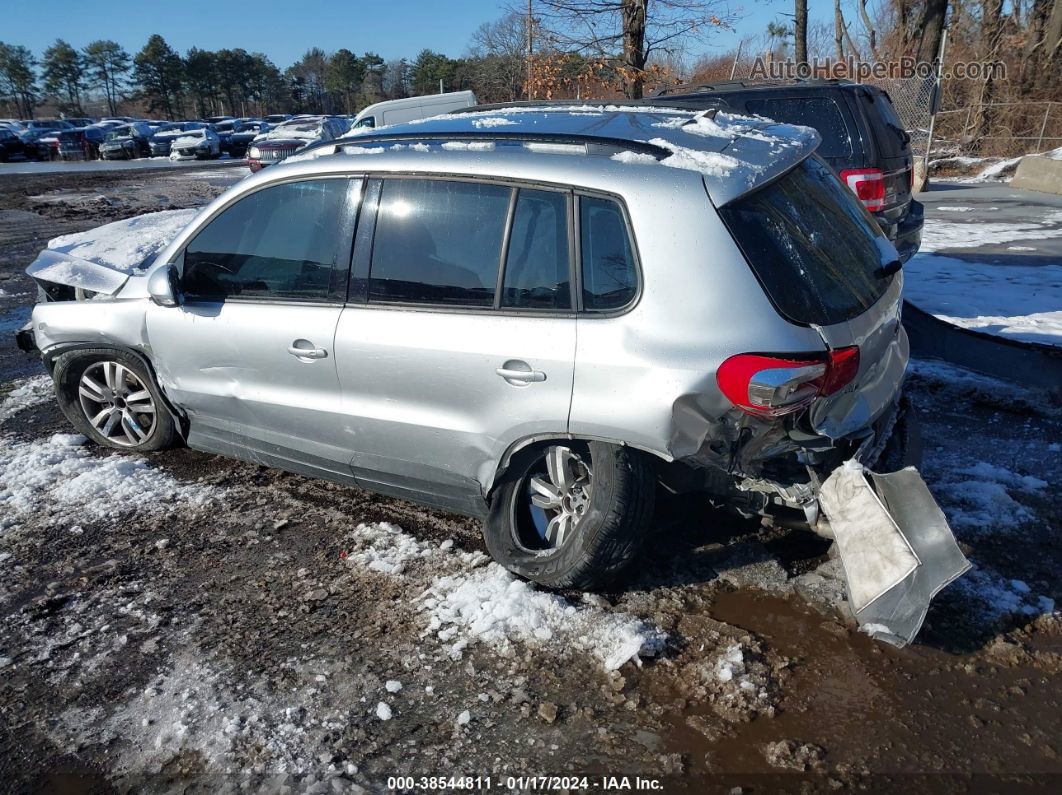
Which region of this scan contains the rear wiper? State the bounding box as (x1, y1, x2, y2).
(875, 259, 903, 279)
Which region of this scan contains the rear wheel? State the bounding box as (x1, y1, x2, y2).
(53, 349, 176, 452)
(484, 441, 655, 590)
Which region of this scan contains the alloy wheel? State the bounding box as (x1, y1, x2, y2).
(521, 445, 594, 550)
(77, 361, 157, 448)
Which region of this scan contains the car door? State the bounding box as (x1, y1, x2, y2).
(333, 177, 576, 514)
(147, 176, 362, 477)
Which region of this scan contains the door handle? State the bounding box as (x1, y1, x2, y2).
(496, 366, 546, 383)
(288, 343, 328, 360)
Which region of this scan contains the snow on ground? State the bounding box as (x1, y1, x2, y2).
(0, 374, 52, 422)
(903, 203, 1062, 344)
(340, 521, 666, 671)
(422, 562, 667, 671)
(903, 252, 1062, 344)
(0, 433, 214, 528)
(46, 208, 200, 273)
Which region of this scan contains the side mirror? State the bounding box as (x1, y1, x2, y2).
(147, 263, 180, 307)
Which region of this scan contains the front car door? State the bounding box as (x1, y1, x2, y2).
(333, 176, 577, 515)
(147, 176, 362, 477)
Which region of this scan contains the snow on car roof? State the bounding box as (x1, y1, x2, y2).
(335, 106, 820, 206)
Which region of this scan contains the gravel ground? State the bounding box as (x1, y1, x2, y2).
(0, 166, 1060, 794)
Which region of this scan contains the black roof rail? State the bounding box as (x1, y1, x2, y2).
(655, 77, 858, 97)
(298, 130, 670, 160)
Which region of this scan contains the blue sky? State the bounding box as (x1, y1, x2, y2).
(6, 0, 810, 68)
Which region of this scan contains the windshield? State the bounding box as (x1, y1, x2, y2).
(718, 156, 893, 326)
(106, 128, 132, 141)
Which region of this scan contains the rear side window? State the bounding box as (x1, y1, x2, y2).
(719, 157, 891, 326)
(369, 178, 511, 307)
(502, 189, 571, 310)
(861, 89, 910, 158)
(183, 179, 349, 301)
(745, 96, 852, 158)
(579, 196, 637, 310)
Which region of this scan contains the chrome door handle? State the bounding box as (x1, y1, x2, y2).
(288, 344, 328, 360)
(496, 367, 546, 383)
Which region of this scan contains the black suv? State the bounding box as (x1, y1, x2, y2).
(655, 79, 924, 262)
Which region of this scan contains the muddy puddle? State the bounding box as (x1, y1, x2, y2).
(656, 588, 1062, 791)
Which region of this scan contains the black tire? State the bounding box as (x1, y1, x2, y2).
(53, 348, 177, 452)
(484, 441, 656, 590)
(875, 394, 922, 472)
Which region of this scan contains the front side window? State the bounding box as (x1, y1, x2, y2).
(502, 189, 571, 310)
(579, 196, 638, 311)
(369, 178, 511, 307)
(183, 179, 350, 301)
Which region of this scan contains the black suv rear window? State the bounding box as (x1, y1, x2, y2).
(745, 97, 852, 158)
(719, 157, 892, 326)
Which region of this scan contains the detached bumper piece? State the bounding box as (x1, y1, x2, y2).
(818, 461, 970, 647)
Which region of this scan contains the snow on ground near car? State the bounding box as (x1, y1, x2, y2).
(903, 204, 1062, 344)
(340, 521, 666, 671)
(0, 374, 52, 422)
(45, 208, 200, 273)
(0, 433, 215, 527)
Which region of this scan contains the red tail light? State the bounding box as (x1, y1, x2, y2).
(717, 347, 861, 417)
(840, 168, 886, 212)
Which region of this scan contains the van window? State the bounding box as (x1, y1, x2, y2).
(369, 178, 511, 307)
(502, 189, 571, 310)
(183, 179, 349, 301)
(579, 196, 637, 310)
(719, 156, 890, 326)
(745, 96, 852, 158)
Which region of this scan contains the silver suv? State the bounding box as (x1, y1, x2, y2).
(21, 107, 915, 590)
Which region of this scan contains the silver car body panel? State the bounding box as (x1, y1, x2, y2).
(28, 107, 905, 512)
(27, 249, 130, 296)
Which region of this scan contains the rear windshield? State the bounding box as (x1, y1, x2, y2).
(860, 88, 910, 159)
(718, 156, 892, 326)
(745, 96, 852, 158)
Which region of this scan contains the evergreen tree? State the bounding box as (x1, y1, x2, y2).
(42, 39, 85, 114)
(83, 40, 130, 116)
(134, 34, 186, 119)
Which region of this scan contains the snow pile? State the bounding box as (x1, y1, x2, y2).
(471, 117, 517, 128)
(611, 150, 659, 165)
(920, 217, 1062, 250)
(903, 252, 1062, 344)
(440, 141, 495, 151)
(343, 521, 438, 576)
(934, 460, 1046, 533)
(47, 208, 199, 273)
(714, 644, 746, 683)
(0, 374, 52, 423)
(972, 156, 1023, 182)
(649, 137, 741, 178)
(420, 561, 666, 671)
(0, 433, 213, 525)
(954, 566, 1055, 621)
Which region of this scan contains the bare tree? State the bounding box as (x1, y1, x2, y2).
(795, 0, 809, 70)
(530, 0, 734, 98)
(912, 0, 949, 64)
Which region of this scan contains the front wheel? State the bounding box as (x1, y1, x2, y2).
(484, 441, 655, 590)
(53, 349, 177, 452)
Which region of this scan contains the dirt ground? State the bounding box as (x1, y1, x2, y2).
(0, 165, 1060, 794)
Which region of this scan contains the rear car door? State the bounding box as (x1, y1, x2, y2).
(147, 177, 361, 476)
(333, 177, 576, 515)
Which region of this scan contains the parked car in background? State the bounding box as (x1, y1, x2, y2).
(653, 79, 924, 262)
(62, 117, 96, 128)
(169, 127, 221, 160)
(19, 128, 59, 160)
(24, 119, 74, 134)
(225, 121, 268, 158)
(57, 126, 106, 160)
(0, 127, 33, 161)
(246, 116, 346, 171)
(347, 91, 476, 132)
(99, 122, 154, 159)
(149, 122, 206, 156)
(203, 115, 234, 125)
(264, 113, 292, 125)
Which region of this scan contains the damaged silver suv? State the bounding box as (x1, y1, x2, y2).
(20, 107, 965, 642)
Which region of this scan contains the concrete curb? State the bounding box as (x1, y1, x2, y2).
(902, 301, 1062, 390)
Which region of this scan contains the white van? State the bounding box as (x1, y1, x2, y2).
(349, 91, 476, 131)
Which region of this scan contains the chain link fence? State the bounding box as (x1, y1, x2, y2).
(928, 101, 1062, 158)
